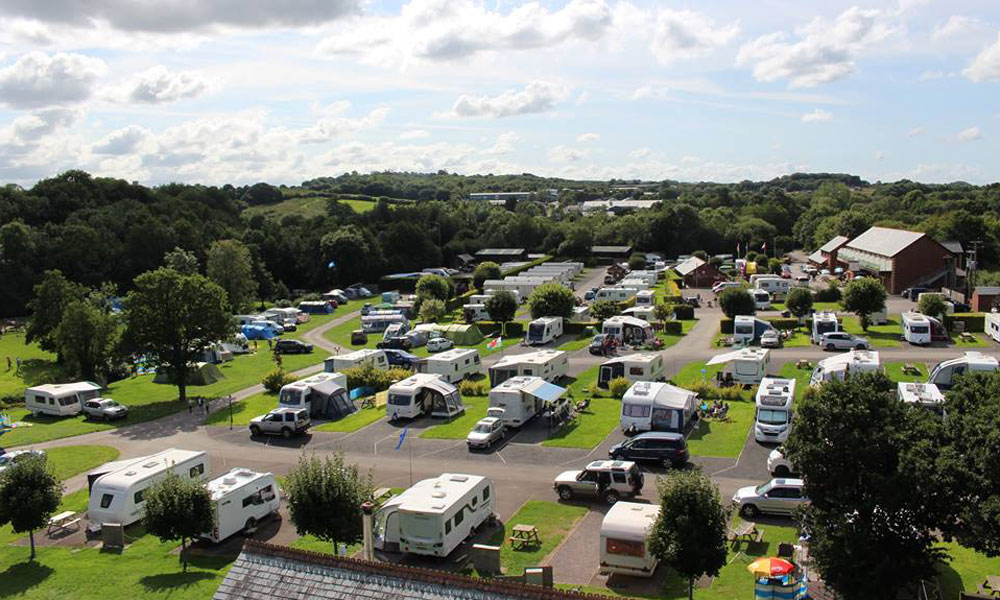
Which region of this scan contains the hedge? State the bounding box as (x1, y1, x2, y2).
(502, 255, 553, 277)
(944, 312, 986, 332)
(671, 304, 695, 320)
(661, 321, 683, 335)
(446, 289, 477, 312)
(565, 321, 599, 336)
(661, 295, 683, 305)
(720, 316, 800, 334)
(478, 321, 524, 337)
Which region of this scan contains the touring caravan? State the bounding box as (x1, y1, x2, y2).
(809, 350, 881, 387)
(706, 348, 770, 385)
(602, 316, 654, 345)
(621, 306, 655, 322)
(752, 276, 791, 300)
(927, 351, 999, 390)
(417, 348, 482, 384)
(901, 312, 932, 345)
(754, 377, 796, 443)
(620, 381, 699, 435)
(569, 305, 591, 323)
(278, 372, 355, 420)
(24, 382, 103, 417)
(462, 303, 490, 323)
(469, 291, 521, 305)
(487, 376, 567, 428)
(598, 353, 665, 388)
(617, 278, 650, 291)
(595, 288, 639, 303)
(201, 469, 280, 543)
(526, 316, 564, 346)
(733, 316, 776, 346)
(599, 502, 661, 577)
(298, 300, 334, 314)
(811, 311, 839, 344)
(897, 382, 945, 411)
(752, 289, 772, 311)
(87, 449, 210, 531)
(634, 290, 656, 307)
(373, 474, 495, 557)
(387, 374, 464, 420)
(361, 312, 409, 334)
(488, 350, 568, 387)
(325, 349, 389, 372)
(987, 312, 1000, 343)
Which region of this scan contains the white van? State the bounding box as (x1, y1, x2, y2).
(754, 377, 796, 443)
(386, 374, 464, 420)
(325, 349, 389, 372)
(24, 382, 103, 417)
(201, 469, 280, 543)
(901, 312, 932, 345)
(598, 353, 664, 388)
(927, 351, 999, 390)
(487, 376, 566, 428)
(525, 317, 563, 346)
(811, 311, 839, 344)
(488, 350, 568, 387)
(417, 348, 482, 384)
(600, 502, 660, 577)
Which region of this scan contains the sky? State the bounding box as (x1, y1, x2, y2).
(0, 0, 998, 186)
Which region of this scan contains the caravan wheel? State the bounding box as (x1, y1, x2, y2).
(244, 517, 256, 533)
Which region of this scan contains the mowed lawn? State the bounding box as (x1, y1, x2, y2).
(479, 501, 588, 576)
(420, 395, 488, 439)
(542, 365, 620, 449)
(885, 361, 928, 383)
(841, 315, 902, 347)
(686, 400, 754, 458)
(0, 332, 65, 398)
(776, 362, 815, 401)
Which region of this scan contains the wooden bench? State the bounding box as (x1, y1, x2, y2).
(903, 363, 921, 375)
(509, 524, 540, 550)
(47, 511, 81, 535)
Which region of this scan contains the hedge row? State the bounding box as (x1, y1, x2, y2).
(446, 289, 477, 312)
(477, 320, 525, 337)
(671, 304, 695, 320)
(944, 312, 986, 332)
(719, 316, 804, 334)
(565, 321, 599, 336)
(502, 255, 553, 277)
(661, 321, 683, 335)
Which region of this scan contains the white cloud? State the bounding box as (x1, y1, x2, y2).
(964, 33, 1000, 82)
(629, 147, 653, 160)
(485, 132, 519, 155)
(548, 144, 589, 163)
(399, 129, 429, 139)
(112, 65, 212, 104)
(907, 126, 925, 137)
(801, 108, 833, 122)
(736, 7, 896, 88)
(10, 107, 79, 141)
(446, 80, 569, 119)
(957, 126, 982, 141)
(296, 105, 390, 144)
(931, 15, 984, 41)
(577, 133, 600, 143)
(650, 9, 738, 64)
(0, 51, 107, 108)
(92, 125, 152, 154)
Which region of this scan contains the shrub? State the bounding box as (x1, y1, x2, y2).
(720, 317, 734, 334)
(718, 287, 755, 318)
(263, 369, 295, 393)
(814, 281, 842, 302)
(275, 299, 292, 308)
(342, 362, 408, 392)
(766, 317, 800, 330)
(689, 383, 746, 402)
(528, 283, 575, 319)
(609, 377, 631, 399)
(385, 367, 413, 384)
(419, 298, 446, 323)
(662, 321, 683, 335)
(563, 321, 597, 336)
(672, 304, 695, 320)
(459, 379, 488, 396)
(590, 300, 620, 322)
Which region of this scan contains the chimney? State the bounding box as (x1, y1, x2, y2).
(361, 501, 374, 561)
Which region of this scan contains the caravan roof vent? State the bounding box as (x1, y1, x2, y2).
(223, 476, 237, 486)
(124, 470, 137, 476)
(432, 492, 446, 499)
(449, 475, 469, 482)
(142, 461, 160, 469)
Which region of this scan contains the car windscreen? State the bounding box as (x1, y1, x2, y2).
(473, 423, 492, 433)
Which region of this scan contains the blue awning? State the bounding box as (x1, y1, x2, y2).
(526, 380, 567, 404)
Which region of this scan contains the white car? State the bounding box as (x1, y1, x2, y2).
(426, 337, 454, 352)
(0, 449, 45, 473)
(466, 417, 505, 449)
(760, 330, 782, 348)
(732, 478, 809, 518)
(767, 447, 797, 478)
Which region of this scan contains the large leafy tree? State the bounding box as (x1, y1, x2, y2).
(589, 299, 620, 322)
(143, 473, 213, 572)
(25, 269, 86, 353)
(528, 282, 575, 320)
(162, 247, 199, 275)
(124, 268, 233, 405)
(718, 287, 755, 319)
(648, 470, 729, 600)
(472, 261, 502, 289)
(285, 453, 372, 552)
(841, 277, 887, 331)
(206, 239, 257, 312)
(320, 227, 381, 286)
(54, 299, 120, 382)
(784, 286, 814, 322)
(917, 294, 948, 322)
(485, 290, 518, 335)
(419, 298, 446, 323)
(415, 274, 453, 302)
(0, 454, 62, 560)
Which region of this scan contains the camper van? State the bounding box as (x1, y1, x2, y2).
(733, 316, 777, 346)
(595, 287, 638, 303)
(811, 311, 839, 344)
(201, 469, 280, 543)
(810, 350, 881, 387)
(278, 372, 355, 420)
(387, 374, 464, 420)
(752, 289, 772, 311)
(927, 351, 999, 390)
(487, 376, 567, 428)
(634, 290, 656, 307)
(24, 382, 103, 417)
(897, 382, 945, 411)
(600, 502, 661, 577)
(488, 350, 568, 387)
(525, 316, 564, 346)
(417, 348, 482, 383)
(598, 353, 665, 388)
(602, 316, 654, 345)
(361, 312, 409, 334)
(325, 349, 389, 372)
(986, 312, 1000, 343)
(88, 449, 210, 531)
(754, 377, 796, 443)
(462, 303, 490, 323)
(901, 312, 932, 345)
(706, 348, 770, 386)
(620, 382, 699, 435)
(373, 474, 495, 557)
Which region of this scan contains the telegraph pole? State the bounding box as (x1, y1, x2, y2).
(966, 240, 982, 302)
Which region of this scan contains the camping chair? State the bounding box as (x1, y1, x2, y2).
(777, 543, 794, 559)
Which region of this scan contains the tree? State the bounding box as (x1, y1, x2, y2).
(163, 247, 199, 275)
(718, 287, 755, 319)
(143, 472, 213, 572)
(415, 274, 453, 303)
(653, 302, 673, 327)
(320, 227, 381, 286)
(628, 253, 646, 271)
(419, 298, 446, 322)
(590, 299, 620, 322)
(917, 294, 948, 322)
(0, 454, 61, 560)
(768, 257, 783, 274)
(841, 277, 887, 331)
(285, 453, 372, 551)
(206, 239, 257, 312)
(648, 470, 729, 600)
(784, 287, 814, 323)
(124, 268, 233, 405)
(25, 269, 85, 353)
(55, 299, 120, 382)
(472, 261, 502, 289)
(557, 225, 592, 257)
(485, 291, 517, 335)
(528, 282, 575, 320)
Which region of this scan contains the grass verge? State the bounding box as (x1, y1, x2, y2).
(419, 396, 488, 439)
(479, 500, 588, 576)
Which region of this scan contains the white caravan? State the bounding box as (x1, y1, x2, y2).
(986, 312, 1000, 343)
(487, 376, 567, 428)
(417, 348, 482, 384)
(264, 307, 301, 329)
(595, 287, 639, 303)
(488, 350, 568, 387)
(373, 474, 495, 557)
(811, 311, 839, 344)
(621, 306, 656, 322)
(733, 316, 777, 346)
(620, 381, 699, 435)
(24, 381, 103, 417)
(707, 348, 771, 386)
(325, 349, 389, 372)
(201, 469, 280, 543)
(462, 303, 490, 323)
(525, 316, 564, 346)
(752, 276, 791, 300)
(754, 377, 796, 443)
(634, 290, 656, 307)
(386, 374, 464, 420)
(469, 291, 522, 305)
(361, 312, 409, 334)
(810, 350, 881, 387)
(602, 316, 654, 345)
(88, 449, 210, 531)
(897, 382, 945, 411)
(618, 278, 650, 291)
(901, 312, 933, 345)
(278, 372, 354, 420)
(569, 305, 591, 323)
(598, 353, 665, 388)
(927, 351, 999, 390)
(600, 502, 661, 577)
(752, 289, 772, 311)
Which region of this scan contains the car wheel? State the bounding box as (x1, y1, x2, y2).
(741, 504, 760, 519)
(603, 490, 620, 505)
(281, 427, 292, 439)
(557, 486, 573, 500)
(244, 517, 256, 533)
(856, 343, 866, 350)
(250, 425, 261, 437)
(663, 458, 675, 469)
(825, 343, 835, 351)
(774, 465, 791, 478)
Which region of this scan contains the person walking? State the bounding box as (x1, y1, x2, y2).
(197, 397, 205, 415)
(5, 357, 10, 371)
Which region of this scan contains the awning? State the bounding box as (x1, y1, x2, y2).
(707, 351, 743, 366)
(423, 378, 459, 398)
(525, 380, 566, 404)
(312, 380, 346, 397)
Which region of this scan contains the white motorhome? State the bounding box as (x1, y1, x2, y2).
(754, 377, 796, 443)
(361, 312, 409, 334)
(620, 381, 699, 434)
(596, 287, 639, 303)
(602, 316, 654, 345)
(897, 382, 945, 411)
(201, 469, 280, 543)
(600, 502, 661, 577)
(706, 348, 770, 386)
(417, 348, 482, 383)
(278, 372, 354, 420)
(525, 316, 564, 346)
(24, 381, 103, 417)
(811, 311, 839, 344)
(986, 312, 1000, 343)
(487, 376, 567, 428)
(752, 289, 772, 311)
(461, 303, 490, 323)
(927, 351, 999, 390)
(634, 290, 656, 307)
(901, 312, 932, 345)
(598, 353, 665, 388)
(325, 349, 389, 372)
(373, 473, 495, 557)
(386, 373, 464, 420)
(88, 449, 210, 530)
(488, 350, 568, 387)
(809, 350, 881, 387)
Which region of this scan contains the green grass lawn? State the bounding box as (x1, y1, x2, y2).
(776, 362, 815, 401)
(478, 501, 588, 576)
(557, 329, 597, 352)
(658, 319, 697, 349)
(711, 325, 810, 349)
(686, 400, 754, 458)
(770, 301, 841, 312)
(242, 193, 378, 218)
(540, 365, 621, 449)
(951, 332, 990, 348)
(203, 390, 386, 433)
(937, 541, 1000, 600)
(0, 332, 64, 398)
(842, 315, 902, 347)
(45, 445, 120, 481)
(324, 313, 518, 357)
(420, 395, 488, 439)
(884, 361, 928, 383)
(672, 361, 725, 388)
(313, 405, 386, 433)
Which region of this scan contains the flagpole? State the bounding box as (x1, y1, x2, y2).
(408, 432, 413, 487)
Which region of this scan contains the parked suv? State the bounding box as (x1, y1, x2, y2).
(553, 460, 644, 505)
(274, 339, 313, 354)
(819, 331, 869, 351)
(608, 432, 688, 468)
(732, 478, 808, 518)
(249, 408, 311, 438)
(82, 398, 129, 421)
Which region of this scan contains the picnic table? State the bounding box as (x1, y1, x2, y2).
(509, 524, 540, 550)
(903, 363, 922, 376)
(980, 576, 1000, 597)
(796, 359, 811, 369)
(726, 522, 763, 548)
(47, 511, 81, 535)
(960, 332, 978, 343)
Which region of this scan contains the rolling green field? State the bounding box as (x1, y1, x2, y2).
(242, 193, 381, 218)
(0, 332, 63, 398)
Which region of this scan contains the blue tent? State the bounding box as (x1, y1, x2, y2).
(242, 324, 276, 340)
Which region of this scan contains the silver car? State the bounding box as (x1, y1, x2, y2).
(553, 460, 644, 505)
(250, 407, 311, 438)
(820, 331, 869, 351)
(767, 447, 797, 478)
(466, 417, 504, 449)
(82, 398, 129, 421)
(732, 478, 809, 518)
(0, 449, 45, 472)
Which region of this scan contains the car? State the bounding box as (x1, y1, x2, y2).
(584, 290, 596, 301)
(0, 449, 45, 472)
(795, 275, 809, 283)
(82, 398, 129, 421)
(274, 339, 313, 354)
(780, 271, 792, 279)
(604, 275, 617, 285)
(608, 431, 688, 468)
(249, 407, 311, 438)
(767, 447, 797, 478)
(760, 330, 782, 348)
(381, 348, 419, 367)
(902, 287, 929, 301)
(377, 336, 412, 351)
(466, 417, 505, 449)
(361, 303, 373, 316)
(426, 337, 454, 352)
(952, 302, 971, 313)
(588, 334, 608, 356)
(553, 460, 644, 505)
(732, 478, 809, 518)
(351, 329, 368, 345)
(684, 296, 701, 308)
(819, 331, 869, 351)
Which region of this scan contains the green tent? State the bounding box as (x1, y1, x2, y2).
(440, 323, 483, 345)
(153, 362, 225, 386)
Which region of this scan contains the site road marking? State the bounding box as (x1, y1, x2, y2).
(416, 441, 464, 460)
(372, 433, 398, 456)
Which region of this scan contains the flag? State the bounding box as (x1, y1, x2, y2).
(395, 427, 408, 450)
(761, 242, 767, 251)
(486, 337, 501, 350)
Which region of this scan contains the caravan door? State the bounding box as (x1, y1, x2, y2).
(599, 363, 624, 388)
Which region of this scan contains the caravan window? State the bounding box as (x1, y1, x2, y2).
(243, 488, 269, 508)
(735, 324, 753, 334)
(59, 395, 77, 406)
(628, 367, 643, 376)
(623, 404, 650, 418)
(100, 493, 114, 509)
(757, 409, 788, 425)
(471, 495, 478, 507)
(911, 325, 929, 334)
(189, 463, 205, 478)
(454, 509, 464, 526)
(388, 394, 411, 406)
(134, 490, 145, 504)
(445, 519, 452, 535)
(606, 538, 645, 557)
(483, 486, 491, 501)
(523, 369, 533, 375)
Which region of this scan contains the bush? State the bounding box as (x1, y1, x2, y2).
(814, 281, 842, 302)
(564, 321, 597, 336)
(419, 298, 446, 323)
(671, 304, 695, 320)
(275, 299, 292, 308)
(689, 383, 746, 402)
(661, 321, 683, 335)
(343, 363, 411, 392)
(718, 287, 755, 318)
(528, 282, 575, 319)
(609, 377, 631, 399)
(766, 317, 800, 330)
(385, 367, 413, 384)
(720, 317, 734, 334)
(459, 379, 488, 396)
(263, 369, 296, 393)
(480, 320, 524, 337)
(661, 295, 683, 305)
(944, 313, 985, 332)
(590, 300, 620, 322)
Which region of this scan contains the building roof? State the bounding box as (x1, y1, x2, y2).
(843, 227, 927, 258)
(215, 541, 613, 600)
(476, 248, 526, 257)
(941, 240, 964, 255)
(819, 235, 851, 253)
(975, 286, 1000, 296)
(590, 245, 633, 255)
(673, 256, 706, 276)
(807, 250, 824, 264)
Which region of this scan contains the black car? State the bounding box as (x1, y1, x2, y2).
(376, 336, 412, 350)
(382, 349, 419, 367)
(609, 431, 689, 468)
(274, 339, 313, 354)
